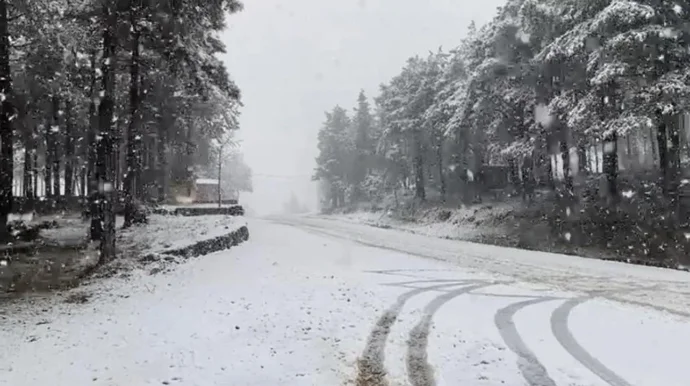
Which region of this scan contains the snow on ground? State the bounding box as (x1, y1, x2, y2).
(323, 203, 520, 241)
(40, 217, 88, 246)
(278, 216, 690, 317)
(8, 213, 36, 222)
(8, 212, 87, 246)
(1, 217, 689, 385)
(118, 214, 247, 256)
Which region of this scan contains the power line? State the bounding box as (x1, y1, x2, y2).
(253, 173, 313, 180)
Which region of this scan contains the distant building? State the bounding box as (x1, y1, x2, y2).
(193, 178, 239, 203)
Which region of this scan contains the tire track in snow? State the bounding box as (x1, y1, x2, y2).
(494, 297, 558, 386)
(380, 279, 472, 287)
(406, 284, 491, 386)
(551, 298, 633, 386)
(356, 280, 482, 386)
(365, 270, 463, 281)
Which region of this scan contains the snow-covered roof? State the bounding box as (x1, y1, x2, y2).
(195, 178, 219, 185)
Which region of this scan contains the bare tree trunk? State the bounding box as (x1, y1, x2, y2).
(114, 114, 122, 192)
(522, 155, 535, 203)
(32, 150, 38, 197)
(23, 129, 33, 198)
(577, 142, 587, 175)
(93, 3, 118, 262)
(508, 157, 521, 194)
(0, 0, 12, 240)
(560, 131, 574, 197)
(157, 117, 168, 202)
(136, 78, 148, 201)
(185, 126, 194, 196)
(51, 96, 61, 196)
(64, 99, 74, 197)
(87, 51, 98, 196)
(124, 2, 141, 228)
(657, 111, 669, 195)
(603, 133, 619, 200)
(436, 142, 446, 201)
(413, 130, 425, 200)
(80, 167, 87, 197)
(599, 84, 619, 202)
(44, 115, 53, 197)
(156, 0, 180, 203)
(668, 115, 681, 206)
(88, 49, 100, 237)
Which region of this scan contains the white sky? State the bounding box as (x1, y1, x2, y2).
(219, 0, 506, 215)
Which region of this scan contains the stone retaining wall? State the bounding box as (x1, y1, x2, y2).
(152, 206, 245, 216)
(164, 225, 250, 258)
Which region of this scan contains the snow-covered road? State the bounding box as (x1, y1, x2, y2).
(1, 217, 689, 386)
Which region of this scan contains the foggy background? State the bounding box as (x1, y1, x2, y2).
(220, 0, 506, 216)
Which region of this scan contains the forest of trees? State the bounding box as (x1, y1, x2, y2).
(314, 0, 690, 222)
(0, 0, 244, 261)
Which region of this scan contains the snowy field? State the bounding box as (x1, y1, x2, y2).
(0, 216, 688, 385)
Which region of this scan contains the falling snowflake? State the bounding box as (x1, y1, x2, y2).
(622, 190, 635, 198)
(564, 232, 572, 242)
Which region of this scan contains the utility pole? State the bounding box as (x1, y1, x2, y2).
(217, 142, 222, 208)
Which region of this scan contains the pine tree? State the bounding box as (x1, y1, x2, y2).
(350, 90, 374, 202)
(313, 106, 352, 208)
